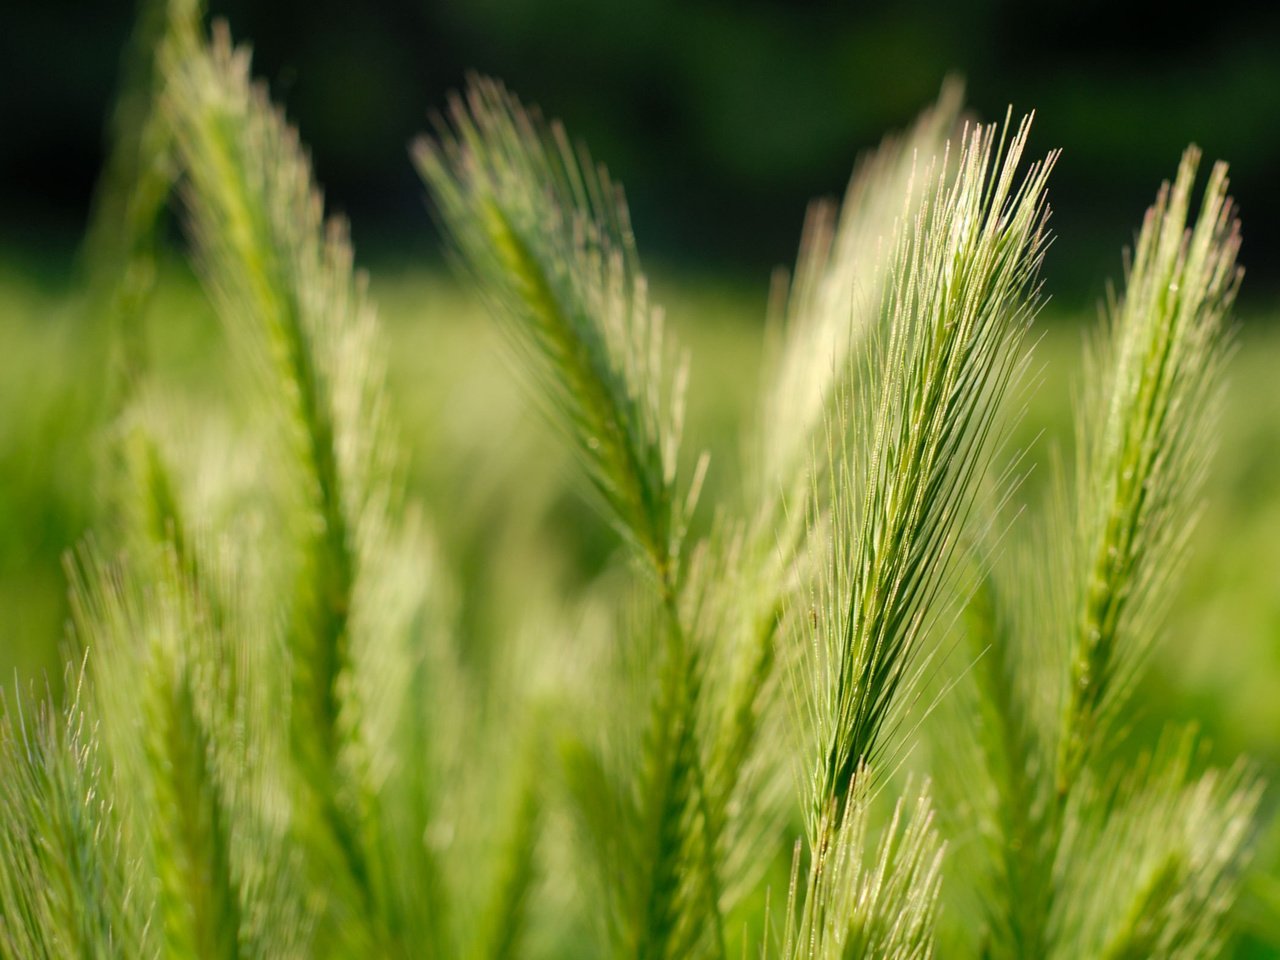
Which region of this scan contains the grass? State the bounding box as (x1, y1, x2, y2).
(2, 269, 1280, 957)
(2, 4, 1280, 958)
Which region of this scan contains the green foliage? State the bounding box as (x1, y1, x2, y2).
(0, 6, 1268, 960)
(1062, 150, 1240, 779)
(0, 676, 154, 958)
(944, 147, 1260, 960)
(415, 80, 694, 585)
(782, 778, 943, 960)
(796, 113, 1052, 829)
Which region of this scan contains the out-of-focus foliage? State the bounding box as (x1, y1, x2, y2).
(2, 5, 1280, 959)
(4, 0, 1280, 302)
(3, 274, 1280, 958)
(5, 274, 1278, 757)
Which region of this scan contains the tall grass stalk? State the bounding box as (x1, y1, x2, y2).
(797, 113, 1052, 831)
(955, 150, 1260, 959)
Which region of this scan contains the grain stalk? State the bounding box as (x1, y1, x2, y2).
(965, 151, 1260, 960)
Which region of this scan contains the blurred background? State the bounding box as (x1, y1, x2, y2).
(2, 0, 1280, 946)
(4, 0, 1280, 303)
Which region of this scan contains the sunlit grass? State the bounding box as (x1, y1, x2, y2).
(0, 8, 1278, 952)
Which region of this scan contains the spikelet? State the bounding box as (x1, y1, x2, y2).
(415, 79, 697, 591)
(797, 113, 1053, 831)
(1061, 149, 1241, 783)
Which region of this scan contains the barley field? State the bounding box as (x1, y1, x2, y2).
(2, 4, 1280, 958)
(3, 256, 1279, 955)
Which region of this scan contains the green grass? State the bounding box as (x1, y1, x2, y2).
(2, 6, 1280, 958)
(4, 271, 1279, 956)
(5, 269, 1278, 753)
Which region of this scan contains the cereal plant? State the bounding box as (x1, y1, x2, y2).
(0, 3, 1262, 958)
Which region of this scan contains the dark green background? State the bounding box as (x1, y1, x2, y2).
(3, 0, 1279, 305)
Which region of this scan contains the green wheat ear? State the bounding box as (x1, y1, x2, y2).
(161, 27, 384, 935)
(797, 111, 1053, 833)
(757, 77, 964, 510)
(949, 150, 1260, 960)
(418, 79, 732, 960)
(1061, 148, 1241, 783)
(160, 22, 543, 960)
(774, 108, 1052, 960)
(414, 78, 698, 592)
(1042, 149, 1256, 960)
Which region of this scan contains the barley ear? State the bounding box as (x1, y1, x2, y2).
(972, 150, 1251, 960)
(162, 22, 432, 948)
(1058, 148, 1241, 788)
(757, 78, 963, 509)
(798, 114, 1053, 831)
(419, 80, 730, 959)
(415, 78, 694, 592)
